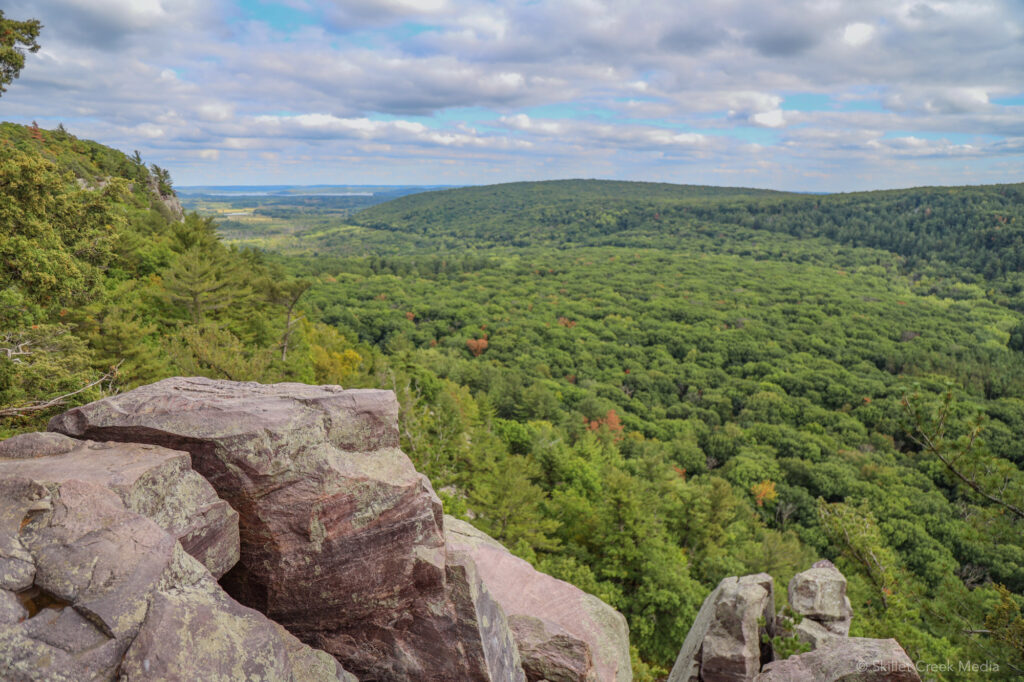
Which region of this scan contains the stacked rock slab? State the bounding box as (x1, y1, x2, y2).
(0, 454, 352, 680)
(49, 377, 523, 681)
(0, 433, 239, 578)
(754, 638, 921, 681)
(446, 515, 632, 682)
(787, 559, 852, 649)
(667, 573, 775, 682)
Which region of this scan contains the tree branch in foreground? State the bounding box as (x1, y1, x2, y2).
(0, 361, 121, 418)
(902, 391, 1024, 520)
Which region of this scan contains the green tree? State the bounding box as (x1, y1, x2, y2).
(160, 216, 251, 324)
(261, 274, 313, 361)
(469, 454, 561, 561)
(0, 11, 41, 95)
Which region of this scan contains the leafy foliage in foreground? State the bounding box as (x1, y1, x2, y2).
(0, 123, 366, 433)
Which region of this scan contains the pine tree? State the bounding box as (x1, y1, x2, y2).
(161, 246, 250, 324)
(0, 11, 41, 96)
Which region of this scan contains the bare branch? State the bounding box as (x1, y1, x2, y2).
(902, 393, 1024, 520)
(1, 341, 32, 360)
(0, 362, 122, 418)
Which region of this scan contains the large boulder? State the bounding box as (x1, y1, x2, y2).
(49, 377, 515, 680)
(445, 515, 632, 682)
(754, 638, 920, 681)
(668, 573, 775, 682)
(0, 475, 351, 681)
(787, 559, 852, 651)
(0, 433, 239, 578)
(120, 545, 353, 682)
(788, 560, 852, 623)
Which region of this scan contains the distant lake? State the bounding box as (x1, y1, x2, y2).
(205, 192, 375, 197)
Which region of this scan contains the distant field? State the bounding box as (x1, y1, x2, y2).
(177, 184, 446, 248)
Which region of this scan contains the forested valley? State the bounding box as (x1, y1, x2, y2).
(5, 122, 1024, 678)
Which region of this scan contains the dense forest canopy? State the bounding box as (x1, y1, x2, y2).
(4, 123, 1024, 678)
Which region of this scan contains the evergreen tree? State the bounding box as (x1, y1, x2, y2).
(0, 11, 41, 95)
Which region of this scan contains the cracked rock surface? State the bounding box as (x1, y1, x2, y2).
(49, 377, 518, 680)
(0, 473, 352, 681)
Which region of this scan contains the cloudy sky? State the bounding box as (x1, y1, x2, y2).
(4, 0, 1024, 190)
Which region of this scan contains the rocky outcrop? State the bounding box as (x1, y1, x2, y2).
(668, 573, 775, 682)
(445, 548, 527, 682)
(0, 433, 239, 578)
(0, 475, 351, 681)
(445, 515, 632, 682)
(787, 559, 852, 649)
(120, 548, 353, 682)
(147, 175, 184, 221)
(668, 563, 921, 682)
(48, 377, 520, 680)
(754, 638, 921, 681)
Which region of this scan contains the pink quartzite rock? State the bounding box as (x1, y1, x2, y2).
(49, 377, 514, 680)
(445, 515, 632, 682)
(0, 474, 351, 681)
(787, 560, 853, 652)
(509, 614, 594, 682)
(0, 590, 26, 625)
(667, 573, 775, 682)
(788, 563, 853, 623)
(446, 549, 527, 682)
(754, 638, 921, 681)
(0, 433, 239, 578)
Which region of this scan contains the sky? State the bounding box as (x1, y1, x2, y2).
(3, 0, 1024, 191)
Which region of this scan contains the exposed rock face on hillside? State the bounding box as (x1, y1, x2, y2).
(446, 515, 632, 682)
(0, 378, 633, 679)
(48, 377, 527, 680)
(146, 175, 184, 221)
(0, 472, 351, 681)
(667, 573, 775, 682)
(754, 638, 920, 681)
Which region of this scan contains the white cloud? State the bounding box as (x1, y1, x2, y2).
(842, 22, 875, 47)
(752, 109, 786, 127)
(198, 102, 235, 122)
(5, 0, 1024, 190)
(133, 123, 165, 139)
(500, 114, 565, 135)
